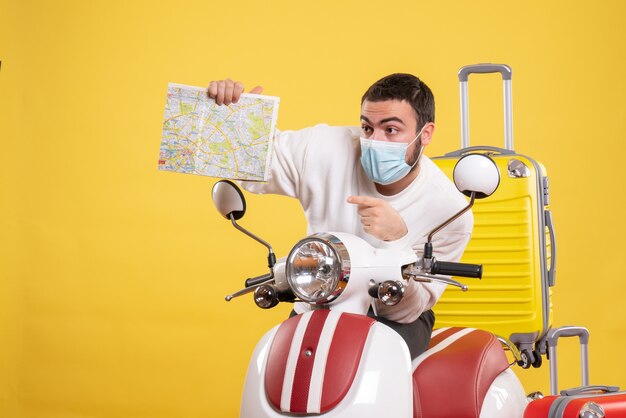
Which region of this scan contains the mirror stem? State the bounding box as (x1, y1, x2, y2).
(427, 192, 476, 244)
(229, 214, 276, 268)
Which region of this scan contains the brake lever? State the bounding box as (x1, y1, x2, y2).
(403, 271, 469, 291)
(225, 281, 275, 301)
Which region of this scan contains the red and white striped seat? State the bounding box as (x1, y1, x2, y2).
(411, 327, 510, 418)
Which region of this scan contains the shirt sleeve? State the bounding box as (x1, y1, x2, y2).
(239, 127, 315, 198)
(376, 233, 411, 250)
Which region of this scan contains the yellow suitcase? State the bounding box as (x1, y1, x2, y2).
(432, 64, 556, 367)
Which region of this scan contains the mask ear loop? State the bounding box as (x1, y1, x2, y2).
(410, 144, 424, 168)
(407, 124, 427, 168)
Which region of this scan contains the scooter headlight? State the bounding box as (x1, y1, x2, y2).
(286, 233, 350, 304)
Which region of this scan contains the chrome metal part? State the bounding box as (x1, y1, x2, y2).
(230, 214, 276, 265)
(378, 280, 405, 306)
(580, 402, 605, 418)
(422, 257, 433, 272)
(508, 159, 530, 178)
(253, 285, 279, 309)
(403, 257, 430, 276)
(405, 272, 469, 291)
(427, 192, 475, 243)
(225, 283, 268, 301)
(286, 233, 351, 304)
(496, 335, 522, 365)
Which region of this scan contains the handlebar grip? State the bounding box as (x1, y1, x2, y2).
(431, 261, 483, 278)
(245, 273, 273, 287)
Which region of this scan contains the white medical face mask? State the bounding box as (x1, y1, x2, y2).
(359, 125, 426, 185)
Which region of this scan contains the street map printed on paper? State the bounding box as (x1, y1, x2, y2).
(159, 83, 279, 181)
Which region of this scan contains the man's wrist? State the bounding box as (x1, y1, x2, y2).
(384, 230, 407, 242)
(384, 223, 408, 242)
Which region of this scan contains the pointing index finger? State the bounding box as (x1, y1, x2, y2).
(347, 195, 379, 207)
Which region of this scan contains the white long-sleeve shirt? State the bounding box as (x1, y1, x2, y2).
(242, 124, 473, 323)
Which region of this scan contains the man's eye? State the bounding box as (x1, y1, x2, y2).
(386, 127, 398, 134)
(361, 125, 372, 133)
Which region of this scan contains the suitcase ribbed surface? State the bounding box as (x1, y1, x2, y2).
(432, 154, 553, 340)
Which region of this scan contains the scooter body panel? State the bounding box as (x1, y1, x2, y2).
(240, 317, 413, 418)
(480, 368, 527, 418)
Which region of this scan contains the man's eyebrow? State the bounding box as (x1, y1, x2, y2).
(380, 117, 405, 125)
(359, 115, 406, 125)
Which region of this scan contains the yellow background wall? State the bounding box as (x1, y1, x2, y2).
(1, 0, 625, 416)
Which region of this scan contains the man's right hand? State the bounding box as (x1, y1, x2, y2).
(207, 79, 264, 105)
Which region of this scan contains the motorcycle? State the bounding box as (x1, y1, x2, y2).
(211, 153, 529, 418)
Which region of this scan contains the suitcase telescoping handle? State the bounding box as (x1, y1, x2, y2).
(458, 63, 513, 150)
(443, 145, 515, 158)
(545, 326, 590, 395)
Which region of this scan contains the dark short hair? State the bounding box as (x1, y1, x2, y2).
(361, 73, 435, 132)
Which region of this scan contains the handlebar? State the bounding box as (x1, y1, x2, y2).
(431, 261, 482, 278)
(245, 273, 274, 287)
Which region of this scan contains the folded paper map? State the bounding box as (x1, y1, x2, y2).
(158, 83, 279, 181)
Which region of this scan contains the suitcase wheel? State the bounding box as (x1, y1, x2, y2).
(517, 350, 532, 369)
(532, 349, 542, 368)
(517, 349, 542, 369)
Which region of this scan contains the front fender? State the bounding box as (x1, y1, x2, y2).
(240, 310, 413, 418)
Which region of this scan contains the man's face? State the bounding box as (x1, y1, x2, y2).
(360, 99, 421, 164)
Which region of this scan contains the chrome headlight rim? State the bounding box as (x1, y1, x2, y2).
(285, 233, 351, 304)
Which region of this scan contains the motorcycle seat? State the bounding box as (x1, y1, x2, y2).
(411, 327, 510, 418)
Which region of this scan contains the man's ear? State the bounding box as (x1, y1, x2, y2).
(421, 122, 435, 146)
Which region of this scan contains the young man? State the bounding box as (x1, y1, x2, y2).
(208, 74, 473, 358)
